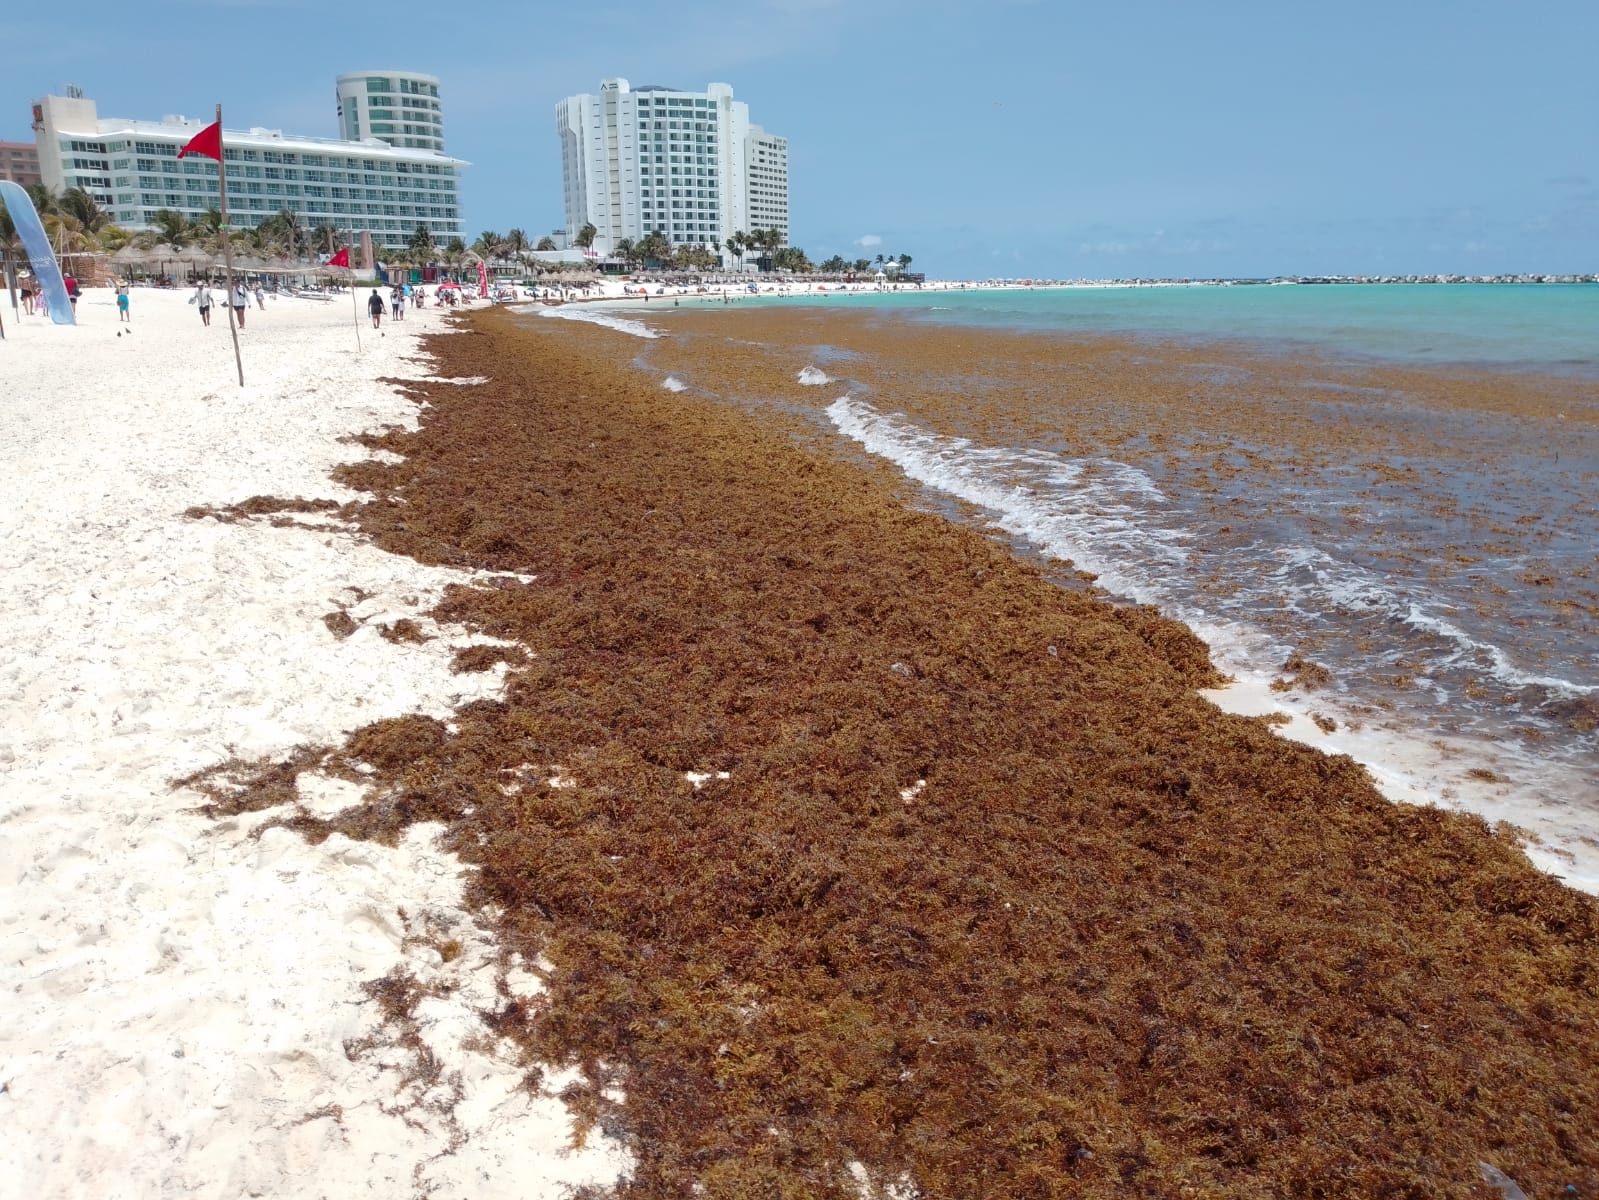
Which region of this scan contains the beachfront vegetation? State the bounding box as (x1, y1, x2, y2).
(4, 188, 906, 282)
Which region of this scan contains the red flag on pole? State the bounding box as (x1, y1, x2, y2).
(176, 120, 223, 161)
(327, 247, 351, 268)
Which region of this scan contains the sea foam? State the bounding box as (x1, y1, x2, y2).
(539, 307, 661, 339)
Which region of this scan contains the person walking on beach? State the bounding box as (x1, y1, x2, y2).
(253, 282, 265, 311)
(231, 282, 248, 329)
(389, 284, 402, 321)
(116, 282, 130, 324)
(20, 278, 35, 315)
(193, 280, 213, 326)
(368, 288, 385, 329)
(63, 273, 80, 314)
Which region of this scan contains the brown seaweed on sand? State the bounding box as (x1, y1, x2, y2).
(225, 309, 1599, 1198)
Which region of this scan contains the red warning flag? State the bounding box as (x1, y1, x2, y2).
(327, 247, 351, 269)
(176, 120, 223, 161)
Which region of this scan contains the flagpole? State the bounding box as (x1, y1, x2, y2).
(214, 103, 245, 387)
(350, 262, 361, 352)
(332, 226, 360, 352)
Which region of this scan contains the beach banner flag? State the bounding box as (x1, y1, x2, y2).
(175, 120, 223, 162)
(327, 247, 350, 268)
(0, 180, 74, 325)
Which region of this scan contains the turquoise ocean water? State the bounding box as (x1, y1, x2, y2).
(783, 282, 1599, 374)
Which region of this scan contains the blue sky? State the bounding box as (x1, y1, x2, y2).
(5, 0, 1595, 279)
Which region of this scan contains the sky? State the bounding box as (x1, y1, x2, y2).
(4, 0, 1595, 280)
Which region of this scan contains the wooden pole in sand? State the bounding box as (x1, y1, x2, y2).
(214, 104, 246, 387)
(350, 263, 362, 352)
(333, 227, 360, 352)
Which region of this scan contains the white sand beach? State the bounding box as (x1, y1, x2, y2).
(0, 288, 626, 1197)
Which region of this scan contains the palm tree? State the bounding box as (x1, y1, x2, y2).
(277, 208, 307, 260)
(309, 221, 340, 256)
(852, 258, 872, 274)
(472, 230, 502, 259)
(25, 183, 59, 216)
(251, 208, 307, 260)
(536, 235, 557, 251)
(773, 246, 812, 273)
(408, 224, 437, 264)
(504, 227, 530, 278)
(96, 224, 133, 253)
(150, 209, 194, 249)
(615, 237, 636, 268)
(634, 229, 671, 268)
(442, 236, 468, 279)
(575, 222, 597, 251)
(471, 230, 504, 284)
(897, 253, 912, 271)
(58, 188, 108, 234)
(725, 232, 745, 272)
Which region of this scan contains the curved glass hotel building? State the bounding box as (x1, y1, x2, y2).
(557, 78, 788, 261)
(32, 73, 466, 249)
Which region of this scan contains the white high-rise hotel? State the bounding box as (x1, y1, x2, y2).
(32, 71, 466, 249)
(557, 79, 788, 260)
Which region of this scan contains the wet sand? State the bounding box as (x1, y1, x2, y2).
(218, 307, 1599, 1197)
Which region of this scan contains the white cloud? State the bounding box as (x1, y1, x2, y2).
(855, 234, 882, 247)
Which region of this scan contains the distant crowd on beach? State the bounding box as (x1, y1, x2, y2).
(9, 273, 495, 334)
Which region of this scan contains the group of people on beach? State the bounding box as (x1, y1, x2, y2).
(189, 280, 262, 328)
(368, 281, 446, 327)
(11, 272, 79, 317)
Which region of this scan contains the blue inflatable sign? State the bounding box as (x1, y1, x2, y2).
(0, 180, 75, 325)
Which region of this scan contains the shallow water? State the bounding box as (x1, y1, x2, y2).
(724, 282, 1599, 375)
